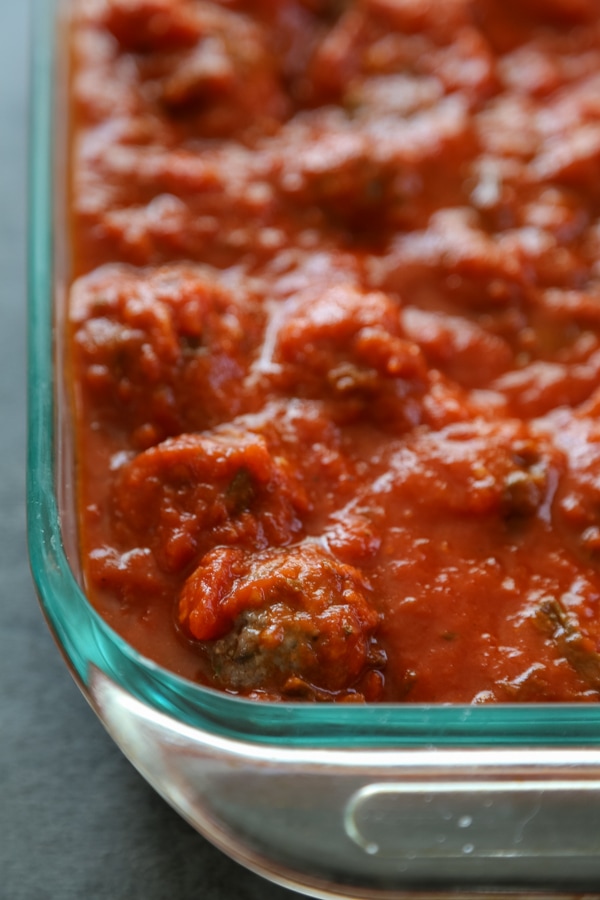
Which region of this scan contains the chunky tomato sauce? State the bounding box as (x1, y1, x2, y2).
(69, 0, 600, 702)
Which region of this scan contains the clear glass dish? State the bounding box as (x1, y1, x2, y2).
(27, 1, 600, 896)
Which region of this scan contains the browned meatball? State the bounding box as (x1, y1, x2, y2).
(179, 543, 384, 699)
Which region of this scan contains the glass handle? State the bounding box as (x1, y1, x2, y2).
(345, 779, 600, 858)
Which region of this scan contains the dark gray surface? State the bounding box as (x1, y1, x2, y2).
(0, 3, 295, 898)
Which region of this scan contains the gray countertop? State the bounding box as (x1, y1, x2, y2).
(0, 3, 295, 897)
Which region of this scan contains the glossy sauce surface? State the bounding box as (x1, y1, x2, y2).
(70, 0, 600, 702)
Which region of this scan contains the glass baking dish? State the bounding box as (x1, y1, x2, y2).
(27, 1, 600, 896)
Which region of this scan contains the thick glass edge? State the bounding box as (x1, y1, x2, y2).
(26, 0, 600, 749)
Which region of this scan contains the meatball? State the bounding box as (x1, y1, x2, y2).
(71, 264, 264, 444)
(273, 99, 474, 231)
(234, 399, 358, 525)
(112, 426, 307, 573)
(392, 419, 560, 519)
(272, 282, 427, 429)
(105, 0, 289, 138)
(179, 543, 384, 699)
(104, 0, 202, 53)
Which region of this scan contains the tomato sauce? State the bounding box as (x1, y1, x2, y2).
(69, 0, 600, 702)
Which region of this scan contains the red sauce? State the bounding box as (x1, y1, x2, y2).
(69, 0, 600, 703)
